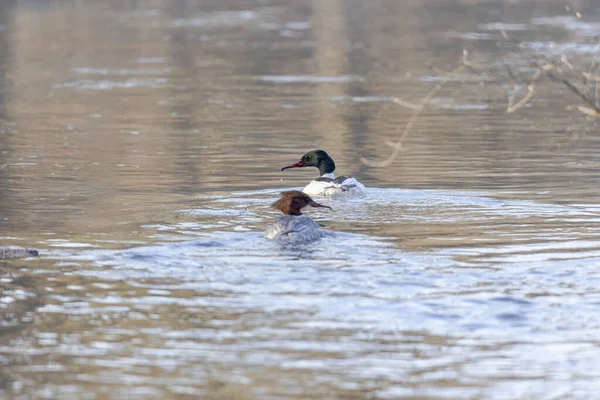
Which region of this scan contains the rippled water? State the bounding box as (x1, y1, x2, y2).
(2, 0, 600, 399)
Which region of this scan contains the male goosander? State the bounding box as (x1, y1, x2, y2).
(264, 190, 331, 242)
(281, 150, 365, 196)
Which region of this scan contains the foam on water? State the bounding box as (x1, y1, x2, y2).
(43, 188, 600, 344)
(53, 78, 169, 90)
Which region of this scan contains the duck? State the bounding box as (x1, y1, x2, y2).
(0, 247, 39, 259)
(264, 190, 331, 242)
(281, 150, 365, 196)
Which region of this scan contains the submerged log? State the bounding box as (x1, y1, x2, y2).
(0, 248, 39, 259)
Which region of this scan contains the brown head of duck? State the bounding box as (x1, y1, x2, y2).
(271, 190, 331, 216)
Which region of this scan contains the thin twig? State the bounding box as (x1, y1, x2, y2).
(582, 71, 600, 82)
(361, 63, 467, 167)
(505, 65, 517, 81)
(595, 64, 600, 109)
(548, 71, 600, 113)
(506, 69, 543, 113)
(574, 105, 599, 117)
(583, 44, 600, 88)
(561, 55, 574, 71)
(461, 50, 482, 76)
(391, 97, 421, 110)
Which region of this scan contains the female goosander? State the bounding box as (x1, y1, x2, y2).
(264, 190, 331, 242)
(281, 150, 365, 196)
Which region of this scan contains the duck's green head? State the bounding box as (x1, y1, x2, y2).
(281, 150, 336, 176)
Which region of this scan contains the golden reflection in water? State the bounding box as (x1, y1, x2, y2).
(311, 0, 348, 158)
(2, 0, 598, 245)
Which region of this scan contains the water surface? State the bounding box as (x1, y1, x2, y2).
(1, 0, 600, 399)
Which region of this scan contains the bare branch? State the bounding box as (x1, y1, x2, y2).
(576, 106, 599, 117)
(582, 71, 600, 82)
(548, 71, 600, 113)
(506, 69, 543, 113)
(361, 62, 467, 168)
(561, 55, 574, 70)
(391, 97, 421, 110)
(595, 65, 600, 109)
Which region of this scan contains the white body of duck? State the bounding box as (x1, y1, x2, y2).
(264, 215, 325, 242)
(303, 172, 366, 197)
(281, 150, 365, 197)
(264, 190, 331, 243)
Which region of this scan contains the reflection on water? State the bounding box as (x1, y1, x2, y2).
(1, 0, 600, 398)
